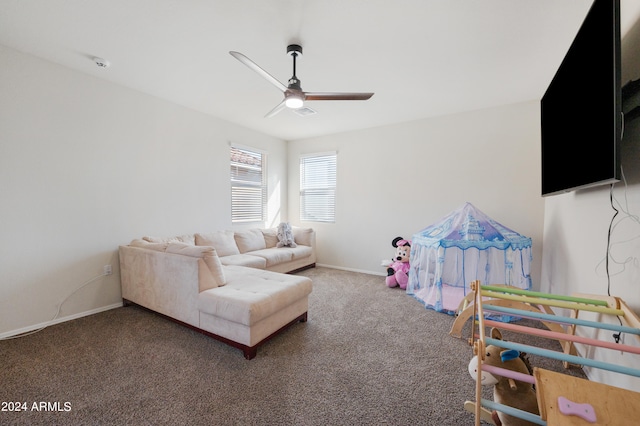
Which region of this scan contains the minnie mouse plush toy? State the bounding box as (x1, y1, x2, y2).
(386, 236, 411, 289)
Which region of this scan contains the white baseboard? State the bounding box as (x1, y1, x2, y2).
(0, 302, 123, 340)
(316, 263, 386, 277)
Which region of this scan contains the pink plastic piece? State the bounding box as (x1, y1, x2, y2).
(557, 396, 596, 423)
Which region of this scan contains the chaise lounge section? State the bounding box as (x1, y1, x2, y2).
(119, 227, 315, 359)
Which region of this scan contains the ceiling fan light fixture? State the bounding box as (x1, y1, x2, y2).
(229, 45, 374, 118)
(285, 95, 304, 109)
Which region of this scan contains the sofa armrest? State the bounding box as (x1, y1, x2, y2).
(292, 227, 315, 248)
(119, 245, 202, 327)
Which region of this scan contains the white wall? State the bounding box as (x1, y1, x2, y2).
(539, 7, 640, 391)
(287, 101, 545, 285)
(0, 45, 287, 337)
(541, 129, 640, 392)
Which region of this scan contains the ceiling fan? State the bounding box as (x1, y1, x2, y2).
(229, 44, 374, 118)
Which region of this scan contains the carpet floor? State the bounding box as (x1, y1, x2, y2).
(1, 267, 586, 425)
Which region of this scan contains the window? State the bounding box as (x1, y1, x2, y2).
(230, 145, 266, 223)
(300, 152, 336, 223)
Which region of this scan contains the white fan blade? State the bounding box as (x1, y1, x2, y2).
(265, 100, 286, 118)
(229, 51, 287, 93)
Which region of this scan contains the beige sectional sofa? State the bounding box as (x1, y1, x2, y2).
(119, 227, 315, 359)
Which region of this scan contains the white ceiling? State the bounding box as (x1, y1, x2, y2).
(1, 0, 640, 141)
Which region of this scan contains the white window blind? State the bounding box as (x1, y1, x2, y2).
(300, 152, 336, 223)
(230, 146, 266, 223)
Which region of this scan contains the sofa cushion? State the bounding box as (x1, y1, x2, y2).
(166, 243, 226, 289)
(234, 229, 267, 253)
(261, 228, 279, 248)
(292, 227, 314, 246)
(195, 230, 240, 257)
(278, 245, 313, 260)
(219, 254, 267, 269)
(166, 242, 211, 257)
(129, 239, 168, 252)
(246, 248, 293, 267)
(198, 266, 313, 326)
(143, 234, 196, 245)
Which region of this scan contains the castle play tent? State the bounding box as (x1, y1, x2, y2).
(406, 202, 532, 315)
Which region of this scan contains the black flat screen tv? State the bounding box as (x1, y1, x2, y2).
(541, 0, 622, 197)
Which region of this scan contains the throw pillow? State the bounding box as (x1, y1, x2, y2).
(234, 229, 267, 253)
(195, 230, 240, 257)
(261, 228, 279, 248)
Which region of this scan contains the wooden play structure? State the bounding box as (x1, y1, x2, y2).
(458, 281, 640, 425)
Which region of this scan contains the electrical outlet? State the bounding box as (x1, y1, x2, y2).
(104, 264, 112, 276)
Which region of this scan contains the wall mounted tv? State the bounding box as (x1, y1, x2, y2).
(541, 0, 621, 197)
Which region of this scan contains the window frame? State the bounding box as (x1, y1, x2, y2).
(299, 151, 337, 223)
(230, 144, 267, 224)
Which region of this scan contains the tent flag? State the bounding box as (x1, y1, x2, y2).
(407, 202, 532, 315)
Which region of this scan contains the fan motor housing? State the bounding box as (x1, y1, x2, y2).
(287, 44, 302, 56)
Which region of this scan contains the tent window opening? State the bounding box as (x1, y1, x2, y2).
(231, 145, 266, 223)
(300, 152, 336, 223)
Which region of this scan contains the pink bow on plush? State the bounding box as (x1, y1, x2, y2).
(397, 239, 411, 246)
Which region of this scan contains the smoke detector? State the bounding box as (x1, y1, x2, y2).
(93, 57, 110, 68)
